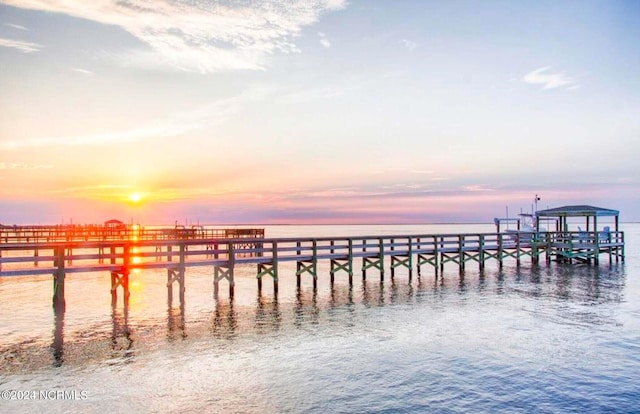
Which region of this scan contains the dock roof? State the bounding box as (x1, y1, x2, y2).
(535, 205, 619, 217)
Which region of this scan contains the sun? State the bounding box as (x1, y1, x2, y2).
(128, 192, 143, 203)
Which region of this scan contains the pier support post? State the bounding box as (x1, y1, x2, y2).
(167, 268, 184, 303)
(214, 266, 234, 298)
(296, 240, 317, 289)
(441, 235, 466, 274)
(214, 242, 235, 298)
(389, 238, 395, 279)
(52, 246, 66, 310)
(330, 258, 353, 284)
(362, 238, 385, 281)
(417, 236, 439, 277)
(329, 239, 353, 285)
(408, 237, 413, 280)
(391, 255, 412, 279)
(390, 238, 412, 281)
(479, 235, 485, 271)
(257, 241, 278, 295)
(111, 244, 130, 307)
(459, 235, 465, 272)
(167, 244, 186, 302)
(110, 270, 130, 307)
(257, 262, 278, 294)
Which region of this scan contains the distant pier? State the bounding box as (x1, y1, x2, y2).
(0, 223, 264, 243)
(0, 224, 625, 310)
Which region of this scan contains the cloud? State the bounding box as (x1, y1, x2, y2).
(5, 23, 28, 30)
(522, 67, 577, 90)
(318, 31, 331, 48)
(0, 162, 52, 170)
(71, 67, 93, 75)
(3, 0, 347, 73)
(0, 89, 266, 149)
(400, 39, 417, 52)
(0, 37, 42, 53)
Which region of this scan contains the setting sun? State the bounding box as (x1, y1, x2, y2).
(128, 192, 143, 203)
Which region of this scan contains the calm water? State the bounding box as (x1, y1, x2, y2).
(1, 224, 639, 413)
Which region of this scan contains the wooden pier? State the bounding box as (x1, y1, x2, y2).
(0, 228, 625, 309)
(0, 223, 264, 243)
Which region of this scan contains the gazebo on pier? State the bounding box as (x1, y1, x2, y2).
(535, 205, 619, 233)
(534, 205, 623, 263)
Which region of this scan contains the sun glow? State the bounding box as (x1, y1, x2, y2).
(128, 192, 143, 203)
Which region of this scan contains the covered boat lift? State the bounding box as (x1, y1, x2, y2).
(535, 205, 619, 233)
(534, 205, 623, 263)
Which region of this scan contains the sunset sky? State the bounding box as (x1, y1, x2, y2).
(1, 0, 639, 224)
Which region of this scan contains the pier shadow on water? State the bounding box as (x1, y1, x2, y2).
(110, 302, 134, 364)
(52, 302, 64, 367)
(167, 293, 187, 342)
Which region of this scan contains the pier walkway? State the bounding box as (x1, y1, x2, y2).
(0, 229, 624, 308)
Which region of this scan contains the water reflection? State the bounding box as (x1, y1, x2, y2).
(294, 288, 320, 327)
(457, 272, 468, 295)
(52, 302, 65, 367)
(505, 263, 627, 328)
(362, 281, 385, 307)
(389, 279, 415, 306)
(111, 302, 133, 362)
(255, 296, 281, 333)
(330, 284, 354, 308)
(167, 301, 186, 341)
(476, 271, 488, 295)
(33, 263, 628, 368)
(210, 300, 237, 339)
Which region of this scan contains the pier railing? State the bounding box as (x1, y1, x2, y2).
(0, 224, 264, 243)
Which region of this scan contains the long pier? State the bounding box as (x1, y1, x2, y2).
(0, 229, 624, 309)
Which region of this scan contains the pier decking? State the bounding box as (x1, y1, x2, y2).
(0, 227, 625, 309)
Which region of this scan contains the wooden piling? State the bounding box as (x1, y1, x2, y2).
(53, 246, 65, 310)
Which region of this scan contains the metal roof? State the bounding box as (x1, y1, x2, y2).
(535, 205, 619, 217)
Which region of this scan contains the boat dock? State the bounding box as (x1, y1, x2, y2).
(0, 226, 625, 309)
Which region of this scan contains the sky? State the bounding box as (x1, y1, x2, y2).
(0, 0, 639, 224)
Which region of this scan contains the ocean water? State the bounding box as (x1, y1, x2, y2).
(0, 223, 639, 413)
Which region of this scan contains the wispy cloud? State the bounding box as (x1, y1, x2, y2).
(0, 37, 42, 53)
(3, 0, 347, 73)
(522, 67, 577, 90)
(5, 23, 28, 30)
(318, 31, 331, 48)
(0, 89, 266, 149)
(400, 39, 417, 52)
(71, 67, 93, 75)
(0, 162, 52, 170)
